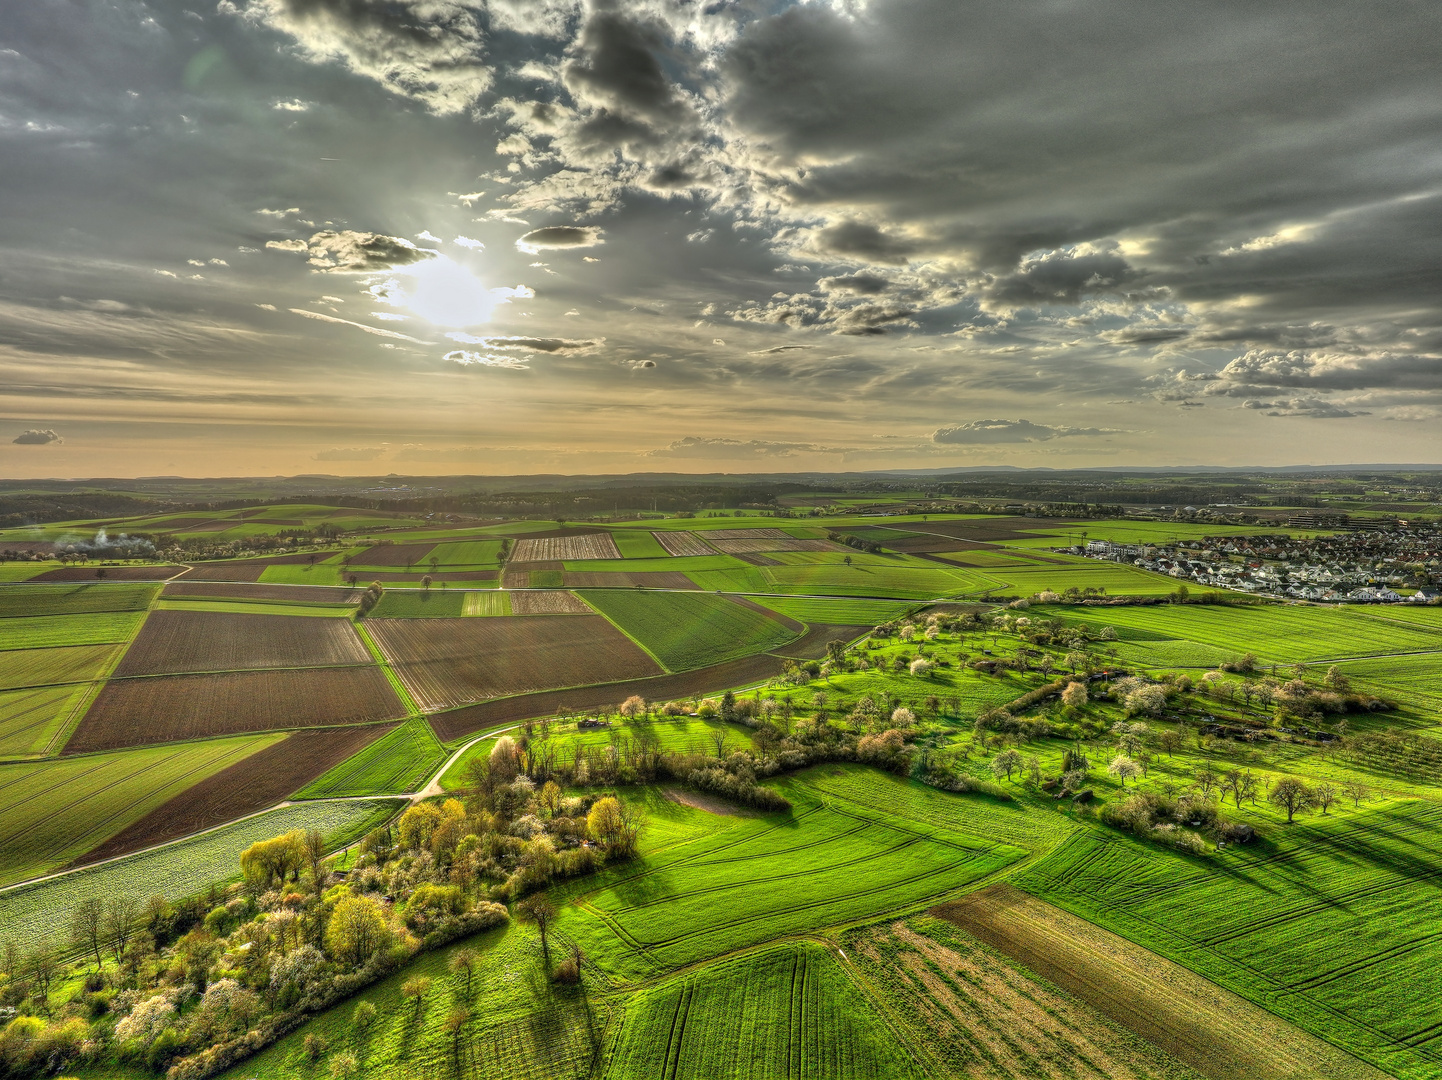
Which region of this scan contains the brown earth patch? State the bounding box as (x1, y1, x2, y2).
(367, 615, 662, 712)
(428, 651, 793, 742)
(652, 531, 716, 557)
(31, 565, 183, 582)
(848, 917, 1202, 1080)
(180, 554, 330, 582)
(354, 570, 497, 583)
(512, 533, 621, 561)
(162, 582, 361, 604)
(933, 884, 1389, 1080)
(697, 528, 793, 539)
(726, 594, 805, 633)
(662, 788, 758, 817)
(72, 724, 395, 866)
(350, 543, 438, 567)
(114, 610, 372, 676)
(772, 624, 865, 659)
(731, 552, 781, 566)
(509, 590, 592, 615)
(66, 667, 405, 752)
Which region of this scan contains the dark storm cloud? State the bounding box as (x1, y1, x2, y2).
(809, 222, 918, 266)
(515, 226, 604, 252)
(932, 420, 1113, 445)
(818, 274, 891, 296)
(561, 10, 686, 126)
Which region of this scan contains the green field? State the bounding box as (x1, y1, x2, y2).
(610, 529, 671, 559)
(558, 779, 1024, 980)
(756, 561, 988, 599)
(431, 539, 506, 568)
(1042, 602, 1442, 665)
(0, 610, 146, 650)
(0, 583, 157, 617)
(1016, 803, 1442, 1080)
(0, 683, 90, 757)
(156, 599, 355, 617)
(0, 734, 285, 887)
(581, 590, 799, 671)
(0, 642, 123, 690)
(603, 941, 922, 1079)
(750, 596, 920, 625)
(296, 717, 446, 798)
(0, 797, 399, 954)
(462, 589, 511, 616)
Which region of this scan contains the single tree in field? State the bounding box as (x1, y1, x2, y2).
(1269, 777, 1315, 823)
(70, 895, 106, 970)
(1220, 769, 1242, 808)
(539, 780, 563, 818)
(401, 975, 432, 1022)
(1157, 729, 1183, 756)
(517, 896, 557, 969)
(449, 948, 477, 997)
(1238, 769, 1262, 807)
(1193, 766, 1220, 802)
(1342, 779, 1371, 808)
(1313, 781, 1339, 815)
(422, 575, 432, 591)
(991, 748, 1022, 782)
(1108, 755, 1141, 786)
(445, 1006, 469, 1065)
(710, 729, 730, 759)
(104, 896, 139, 964)
(28, 945, 57, 1014)
(1064, 650, 1087, 674)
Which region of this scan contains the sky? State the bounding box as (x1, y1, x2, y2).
(0, 0, 1439, 478)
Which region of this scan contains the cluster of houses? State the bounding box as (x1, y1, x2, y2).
(1070, 525, 1441, 604)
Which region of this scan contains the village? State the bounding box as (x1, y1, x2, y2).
(1067, 522, 1442, 603)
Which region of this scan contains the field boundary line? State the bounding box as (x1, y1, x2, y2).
(352, 618, 423, 717)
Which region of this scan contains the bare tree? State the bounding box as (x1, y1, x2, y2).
(1268, 777, 1315, 823)
(710, 730, 730, 760)
(1193, 766, 1220, 802)
(518, 895, 558, 969)
(1342, 779, 1371, 808)
(104, 896, 140, 964)
(991, 748, 1022, 782)
(1157, 730, 1183, 756)
(28, 945, 57, 1014)
(450, 948, 477, 998)
(70, 895, 106, 970)
(1313, 782, 1339, 815)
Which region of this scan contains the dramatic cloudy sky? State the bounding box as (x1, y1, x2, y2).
(1, 0, 1440, 476)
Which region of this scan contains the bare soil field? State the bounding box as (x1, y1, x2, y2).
(509, 590, 592, 615)
(850, 917, 1201, 1080)
(732, 552, 782, 566)
(72, 723, 395, 866)
(429, 650, 794, 741)
(562, 570, 696, 589)
(934, 884, 1388, 1080)
(709, 537, 840, 553)
(500, 569, 530, 589)
(114, 610, 372, 676)
(350, 543, 437, 567)
(662, 788, 758, 816)
(358, 570, 498, 583)
(368, 614, 661, 711)
(66, 667, 404, 751)
(699, 527, 794, 539)
(162, 582, 361, 604)
(772, 624, 863, 659)
(727, 594, 805, 632)
(653, 531, 716, 556)
(512, 533, 621, 561)
(31, 565, 182, 582)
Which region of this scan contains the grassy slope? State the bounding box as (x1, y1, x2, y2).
(1015, 804, 1442, 1080)
(296, 716, 446, 798)
(580, 590, 798, 672)
(0, 734, 286, 886)
(0, 799, 399, 954)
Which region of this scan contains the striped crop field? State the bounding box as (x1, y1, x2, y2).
(581, 590, 799, 671)
(0, 583, 158, 617)
(750, 596, 920, 626)
(0, 684, 88, 757)
(1015, 803, 1442, 1080)
(295, 716, 445, 798)
(558, 782, 1023, 980)
(462, 589, 511, 616)
(0, 733, 283, 886)
(602, 941, 922, 1079)
(0, 611, 146, 651)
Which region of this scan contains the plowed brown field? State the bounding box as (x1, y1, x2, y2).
(653, 531, 716, 556)
(351, 543, 437, 567)
(162, 582, 362, 604)
(31, 565, 182, 582)
(512, 533, 620, 561)
(115, 610, 372, 676)
(368, 614, 661, 711)
(67, 667, 404, 751)
(562, 571, 696, 589)
(509, 590, 592, 615)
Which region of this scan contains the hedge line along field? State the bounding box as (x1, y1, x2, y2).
(0, 733, 282, 886)
(580, 591, 799, 671)
(0, 642, 122, 691)
(0, 582, 158, 617)
(513, 532, 622, 561)
(1014, 804, 1442, 1080)
(0, 684, 85, 757)
(602, 941, 923, 1080)
(0, 798, 400, 954)
(66, 665, 406, 750)
(296, 716, 445, 798)
(0, 610, 146, 651)
(221, 922, 603, 1080)
(368, 615, 662, 712)
(1041, 602, 1442, 665)
(558, 784, 1023, 981)
(114, 609, 373, 675)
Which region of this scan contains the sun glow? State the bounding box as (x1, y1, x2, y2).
(397, 257, 495, 327)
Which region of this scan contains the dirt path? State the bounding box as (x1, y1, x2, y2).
(934, 884, 1391, 1080)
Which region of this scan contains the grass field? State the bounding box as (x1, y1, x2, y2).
(430, 539, 506, 568)
(296, 716, 445, 798)
(603, 941, 923, 1079)
(368, 590, 468, 618)
(462, 590, 511, 616)
(155, 598, 356, 617)
(750, 596, 920, 626)
(1015, 803, 1442, 1080)
(558, 778, 1024, 980)
(0, 610, 145, 651)
(1041, 602, 1442, 665)
(0, 642, 123, 691)
(581, 591, 799, 671)
(0, 798, 400, 953)
(610, 529, 670, 559)
(0, 683, 91, 757)
(0, 734, 283, 886)
(0, 582, 158, 617)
